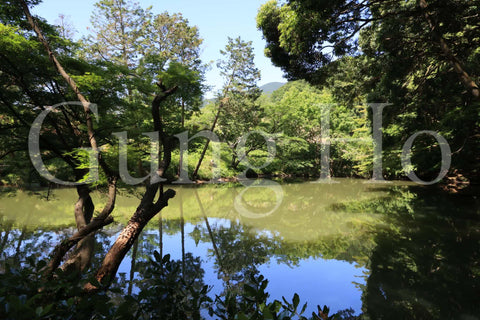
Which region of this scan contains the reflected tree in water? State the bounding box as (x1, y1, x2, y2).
(360, 188, 480, 319)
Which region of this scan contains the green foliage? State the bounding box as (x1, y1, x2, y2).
(144, 11, 203, 69)
(0, 258, 119, 320)
(257, 0, 480, 182)
(0, 0, 208, 189)
(168, 144, 240, 181)
(136, 253, 211, 319)
(0, 252, 347, 320)
(259, 80, 373, 177)
(359, 0, 480, 179)
(211, 272, 349, 320)
(84, 0, 206, 130)
(86, 0, 150, 67)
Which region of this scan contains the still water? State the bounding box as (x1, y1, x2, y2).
(1, 179, 479, 319)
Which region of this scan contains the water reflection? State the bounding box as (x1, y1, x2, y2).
(359, 187, 480, 319)
(1, 181, 479, 318)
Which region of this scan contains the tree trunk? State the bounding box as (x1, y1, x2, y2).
(14, 227, 27, 263)
(193, 189, 226, 284)
(181, 99, 185, 128)
(19, 0, 99, 151)
(128, 239, 139, 295)
(193, 99, 225, 179)
(84, 83, 178, 291)
(45, 179, 117, 276)
(159, 214, 163, 260)
(61, 186, 96, 274)
(84, 188, 175, 291)
(180, 191, 185, 279)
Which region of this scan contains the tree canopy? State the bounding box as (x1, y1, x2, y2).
(257, 0, 480, 182)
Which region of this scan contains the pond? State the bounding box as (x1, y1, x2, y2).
(1, 179, 479, 319)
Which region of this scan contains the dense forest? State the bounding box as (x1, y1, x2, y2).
(2, 0, 478, 188)
(0, 0, 479, 319)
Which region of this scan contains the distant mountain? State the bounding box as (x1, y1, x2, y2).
(202, 97, 215, 107)
(202, 82, 286, 106)
(260, 82, 285, 94)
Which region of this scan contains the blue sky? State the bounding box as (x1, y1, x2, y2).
(32, 0, 286, 98)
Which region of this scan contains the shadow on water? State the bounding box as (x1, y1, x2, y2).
(357, 187, 480, 320)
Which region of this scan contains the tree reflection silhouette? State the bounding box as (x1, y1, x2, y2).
(358, 187, 480, 319)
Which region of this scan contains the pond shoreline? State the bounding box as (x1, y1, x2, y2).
(2, 173, 479, 197)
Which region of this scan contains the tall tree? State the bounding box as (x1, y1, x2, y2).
(85, 0, 205, 180)
(141, 11, 205, 131)
(193, 37, 262, 177)
(216, 37, 262, 170)
(86, 0, 149, 68)
(143, 11, 203, 71)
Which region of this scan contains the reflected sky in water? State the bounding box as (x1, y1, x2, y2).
(113, 220, 366, 316)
